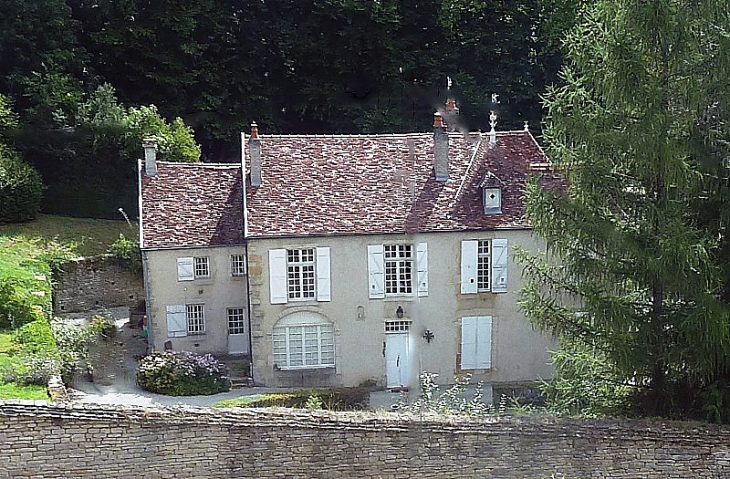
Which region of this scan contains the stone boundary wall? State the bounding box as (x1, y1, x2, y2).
(1, 401, 730, 478)
(52, 256, 144, 314)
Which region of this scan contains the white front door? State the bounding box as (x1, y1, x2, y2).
(385, 333, 411, 389)
(227, 308, 249, 355)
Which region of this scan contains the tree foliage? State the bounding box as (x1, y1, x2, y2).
(519, 0, 730, 421)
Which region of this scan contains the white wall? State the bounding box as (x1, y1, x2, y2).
(144, 245, 249, 356)
(247, 230, 555, 388)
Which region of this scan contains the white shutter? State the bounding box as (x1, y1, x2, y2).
(416, 242, 429, 297)
(461, 316, 478, 369)
(475, 316, 492, 368)
(269, 249, 288, 304)
(316, 247, 331, 302)
(491, 239, 508, 293)
(461, 316, 492, 369)
(166, 305, 187, 338)
(177, 257, 194, 281)
(367, 245, 385, 299)
(460, 241, 478, 294)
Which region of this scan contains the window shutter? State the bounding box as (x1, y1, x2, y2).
(367, 245, 385, 299)
(461, 316, 492, 369)
(460, 241, 478, 294)
(177, 257, 194, 281)
(269, 249, 288, 304)
(416, 242, 428, 297)
(461, 316, 477, 369)
(491, 239, 508, 293)
(475, 316, 492, 369)
(316, 247, 331, 302)
(166, 305, 187, 338)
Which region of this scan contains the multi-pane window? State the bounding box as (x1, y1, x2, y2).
(385, 320, 411, 333)
(230, 254, 246, 277)
(186, 304, 205, 335)
(227, 307, 246, 335)
(272, 323, 335, 369)
(194, 257, 210, 278)
(384, 245, 413, 294)
(477, 240, 491, 292)
(287, 249, 316, 300)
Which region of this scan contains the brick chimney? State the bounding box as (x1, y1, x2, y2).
(143, 137, 157, 177)
(249, 122, 262, 186)
(433, 112, 449, 181)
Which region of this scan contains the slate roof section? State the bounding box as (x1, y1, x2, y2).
(140, 163, 244, 249)
(243, 131, 558, 238)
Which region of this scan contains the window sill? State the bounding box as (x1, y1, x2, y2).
(382, 295, 415, 302)
(275, 365, 335, 371)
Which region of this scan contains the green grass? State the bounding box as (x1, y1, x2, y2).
(0, 382, 48, 400)
(0, 214, 136, 257)
(212, 394, 267, 408)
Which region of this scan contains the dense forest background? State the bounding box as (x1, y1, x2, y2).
(0, 0, 579, 217)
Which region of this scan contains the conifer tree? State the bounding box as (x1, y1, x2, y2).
(520, 0, 730, 419)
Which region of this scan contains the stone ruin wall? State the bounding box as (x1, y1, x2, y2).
(52, 256, 144, 315)
(1, 401, 730, 478)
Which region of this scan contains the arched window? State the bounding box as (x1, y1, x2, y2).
(272, 312, 335, 369)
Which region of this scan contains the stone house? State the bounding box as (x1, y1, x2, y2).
(138, 112, 561, 389)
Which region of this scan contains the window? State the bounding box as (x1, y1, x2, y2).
(385, 245, 413, 294)
(287, 249, 316, 300)
(272, 312, 335, 369)
(227, 307, 246, 335)
(194, 257, 210, 278)
(186, 304, 205, 335)
(483, 187, 502, 214)
(230, 254, 246, 277)
(269, 247, 330, 304)
(477, 240, 491, 292)
(165, 304, 205, 337)
(177, 256, 210, 281)
(368, 243, 428, 298)
(460, 316, 492, 369)
(385, 320, 411, 333)
(460, 239, 508, 294)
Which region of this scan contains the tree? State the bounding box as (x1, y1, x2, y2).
(519, 0, 730, 420)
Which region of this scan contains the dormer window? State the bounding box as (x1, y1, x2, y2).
(478, 171, 502, 215)
(483, 187, 501, 214)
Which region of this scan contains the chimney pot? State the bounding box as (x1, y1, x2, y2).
(143, 137, 158, 176)
(433, 112, 449, 181)
(249, 122, 262, 186)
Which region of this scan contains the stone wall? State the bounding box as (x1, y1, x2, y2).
(1, 401, 730, 478)
(53, 256, 144, 314)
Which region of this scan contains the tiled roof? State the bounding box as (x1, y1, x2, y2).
(140, 163, 244, 249)
(244, 131, 559, 238)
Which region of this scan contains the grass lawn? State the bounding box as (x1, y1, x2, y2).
(0, 214, 136, 257)
(0, 383, 48, 400)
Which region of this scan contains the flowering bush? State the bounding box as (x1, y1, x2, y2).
(136, 351, 230, 396)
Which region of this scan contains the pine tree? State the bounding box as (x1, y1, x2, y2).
(520, 0, 730, 419)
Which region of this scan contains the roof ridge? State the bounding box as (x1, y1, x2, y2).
(156, 162, 241, 168)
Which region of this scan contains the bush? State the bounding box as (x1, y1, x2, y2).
(2, 319, 60, 386)
(0, 153, 44, 223)
(108, 234, 142, 274)
(216, 387, 370, 410)
(137, 351, 230, 396)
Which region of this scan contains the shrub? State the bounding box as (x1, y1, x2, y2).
(0, 153, 44, 223)
(137, 351, 230, 396)
(108, 234, 142, 274)
(215, 387, 370, 410)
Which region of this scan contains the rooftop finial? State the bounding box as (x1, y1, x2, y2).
(447, 76, 453, 90)
(250, 122, 259, 139)
(524, 121, 529, 132)
(489, 111, 498, 145)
